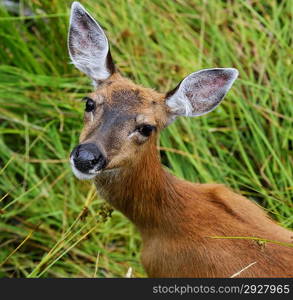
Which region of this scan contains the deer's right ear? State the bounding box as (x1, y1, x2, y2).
(68, 2, 115, 83)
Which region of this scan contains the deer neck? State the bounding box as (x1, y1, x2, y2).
(94, 143, 185, 234)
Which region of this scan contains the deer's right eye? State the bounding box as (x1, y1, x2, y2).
(83, 97, 96, 112)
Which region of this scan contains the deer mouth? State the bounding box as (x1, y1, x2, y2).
(69, 143, 108, 180)
(70, 156, 118, 180)
(70, 156, 98, 180)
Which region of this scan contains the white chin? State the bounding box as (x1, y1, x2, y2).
(70, 157, 98, 180)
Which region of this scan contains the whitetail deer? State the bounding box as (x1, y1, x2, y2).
(68, 2, 292, 277)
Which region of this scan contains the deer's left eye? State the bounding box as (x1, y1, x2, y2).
(137, 124, 156, 137)
(83, 97, 96, 112)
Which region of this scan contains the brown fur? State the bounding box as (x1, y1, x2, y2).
(78, 73, 293, 278)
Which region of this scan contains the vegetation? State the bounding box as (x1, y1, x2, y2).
(0, 0, 292, 277)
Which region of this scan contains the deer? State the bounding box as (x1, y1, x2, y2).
(68, 2, 293, 277)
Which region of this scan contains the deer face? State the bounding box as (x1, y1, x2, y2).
(70, 76, 168, 179)
(68, 2, 238, 180)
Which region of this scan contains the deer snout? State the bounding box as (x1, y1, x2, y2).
(70, 143, 107, 178)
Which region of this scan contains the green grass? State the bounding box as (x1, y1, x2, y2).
(0, 0, 292, 278)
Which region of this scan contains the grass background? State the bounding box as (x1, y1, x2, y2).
(0, 0, 292, 277)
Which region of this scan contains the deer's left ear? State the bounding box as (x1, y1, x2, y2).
(165, 68, 238, 119)
(68, 2, 115, 83)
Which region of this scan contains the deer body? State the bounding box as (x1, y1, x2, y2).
(95, 143, 292, 277)
(68, 2, 293, 277)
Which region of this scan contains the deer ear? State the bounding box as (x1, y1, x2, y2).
(68, 2, 115, 82)
(165, 68, 238, 119)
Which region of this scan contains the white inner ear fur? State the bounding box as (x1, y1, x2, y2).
(166, 68, 238, 117)
(68, 2, 111, 81)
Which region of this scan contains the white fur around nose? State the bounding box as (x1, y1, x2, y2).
(70, 157, 96, 180)
(68, 2, 111, 81)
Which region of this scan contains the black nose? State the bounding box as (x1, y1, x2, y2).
(71, 143, 107, 173)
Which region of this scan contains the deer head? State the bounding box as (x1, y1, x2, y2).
(68, 2, 238, 180)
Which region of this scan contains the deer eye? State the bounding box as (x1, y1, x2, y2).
(137, 124, 156, 137)
(83, 97, 96, 112)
